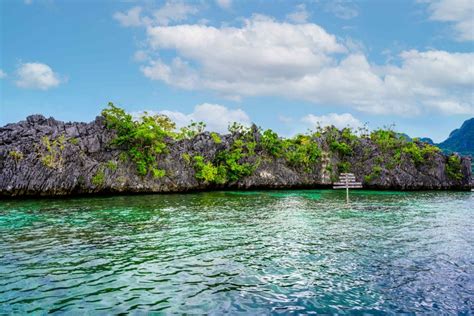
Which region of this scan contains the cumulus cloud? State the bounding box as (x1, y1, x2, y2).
(302, 113, 363, 129)
(423, 0, 474, 41)
(114, 1, 198, 27)
(0, 69, 6, 79)
(286, 4, 309, 24)
(136, 103, 251, 133)
(153, 1, 198, 26)
(126, 13, 473, 116)
(15, 62, 62, 90)
(216, 0, 232, 9)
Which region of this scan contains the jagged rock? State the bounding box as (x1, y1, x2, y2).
(0, 115, 472, 197)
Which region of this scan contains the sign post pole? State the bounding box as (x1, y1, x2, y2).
(333, 173, 362, 203)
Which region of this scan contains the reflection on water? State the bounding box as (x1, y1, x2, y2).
(0, 190, 473, 314)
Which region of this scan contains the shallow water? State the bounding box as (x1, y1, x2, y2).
(0, 190, 473, 314)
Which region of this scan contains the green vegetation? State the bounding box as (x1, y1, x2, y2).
(178, 122, 206, 140)
(370, 128, 441, 168)
(445, 155, 463, 180)
(182, 153, 191, 164)
(261, 129, 321, 171)
(210, 132, 222, 144)
(102, 103, 173, 177)
(39, 135, 66, 169)
(337, 161, 351, 173)
(282, 135, 321, 171)
(106, 160, 118, 171)
(69, 138, 79, 145)
(9, 150, 24, 161)
(101, 104, 452, 185)
(193, 155, 225, 184)
(91, 168, 105, 187)
(364, 165, 382, 183)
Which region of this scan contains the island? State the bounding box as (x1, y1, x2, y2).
(0, 103, 472, 197)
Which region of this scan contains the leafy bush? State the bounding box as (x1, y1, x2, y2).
(364, 165, 382, 183)
(106, 160, 118, 171)
(92, 168, 105, 187)
(446, 155, 463, 180)
(261, 129, 283, 157)
(39, 135, 65, 169)
(178, 122, 206, 139)
(210, 132, 222, 144)
(330, 141, 352, 156)
(102, 103, 173, 177)
(193, 155, 226, 184)
(9, 150, 24, 161)
(283, 135, 321, 171)
(337, 161, 351, 173)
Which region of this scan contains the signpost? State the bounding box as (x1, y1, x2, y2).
(333, 173, 363, 203)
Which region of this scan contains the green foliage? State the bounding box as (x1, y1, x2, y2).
(337, 161, 351, 173)
(283, 135, 321, 171)
(102, 103, 172, 177)
(370, 128, 441, 167)
(364, 165, 382, 183)
(330, 141, 352, 156)
(151, 167, 166, 179)
(92, 168, 105, 187)
(262, 130, 321, 171)
(182, 153, 191, 164)
(261, 129, 283, 157)
(402, 142, 424, 165)
(215, 140, 256, 182)
(106, 160, 118, 171)
(39, 135, 65, 169)
(445, 155, 463, 180)
(119, 152, 128, 162)
(193, 155, 225, 184)
(178, 122, 206, 139)
(9, 150, 24, 161)
(210, 132, 222, 144)
(69, 138, 79, 145)
(228, 122, 251, 135)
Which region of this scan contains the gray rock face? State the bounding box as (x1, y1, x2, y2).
(0, 116, 472, 197)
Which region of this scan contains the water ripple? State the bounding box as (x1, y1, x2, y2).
(0, 190, 473, 314)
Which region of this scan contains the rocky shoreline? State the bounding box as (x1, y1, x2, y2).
(0, 113, 472, 197)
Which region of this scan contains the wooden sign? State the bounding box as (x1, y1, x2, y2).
(333, 173, 362, 202)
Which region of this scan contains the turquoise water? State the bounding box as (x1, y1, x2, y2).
(0, 190, 473, 314)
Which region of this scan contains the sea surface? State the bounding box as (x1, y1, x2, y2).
(0, 190, 473, 314)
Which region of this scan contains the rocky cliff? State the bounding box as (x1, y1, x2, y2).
(0, 113, 472, 197)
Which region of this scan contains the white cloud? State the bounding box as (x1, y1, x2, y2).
(302, 113, 363, 129)
(423, 0, 474, 41)
(114, 6, 144, 27)
(153, 1, 198, 26)
(15, 62, 62, 90)
(216, 0, 232, 10)
(159, 103, 251, 133)
(0, 69, 6, 79)
(286, 4, 309, 24)
(128, 14, 473, 116)
(114, 1, 198, 27)
(24, 0, 32, 4)
(325, 0, 359, 20)
(133, 50, 149, 62)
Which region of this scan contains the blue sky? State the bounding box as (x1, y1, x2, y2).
(1, 0, 473, 142)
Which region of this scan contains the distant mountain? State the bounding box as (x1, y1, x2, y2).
(438, 118, 474, 156)
(418, 137, 434, 145)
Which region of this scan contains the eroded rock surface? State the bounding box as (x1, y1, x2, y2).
(0, 115, 472, 197)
